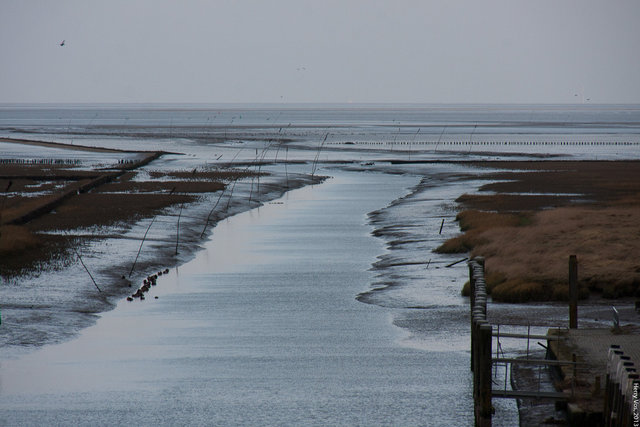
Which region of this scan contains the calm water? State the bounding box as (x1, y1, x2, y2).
(0, 170, 483, 426)
(1, 105, 639, 425)
(2, 104, 640, 160)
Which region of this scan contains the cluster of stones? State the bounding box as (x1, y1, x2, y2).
(126, 268, 170, 301)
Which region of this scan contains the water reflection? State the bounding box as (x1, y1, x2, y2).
(0, 169, 489, 425)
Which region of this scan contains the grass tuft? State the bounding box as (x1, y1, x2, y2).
(491, 280, 546, 303)
(435, 210, 529, 254)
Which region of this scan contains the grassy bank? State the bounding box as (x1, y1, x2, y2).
(437, 161, 640, 303)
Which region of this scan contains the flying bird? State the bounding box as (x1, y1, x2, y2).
(59, 40, 65, 46)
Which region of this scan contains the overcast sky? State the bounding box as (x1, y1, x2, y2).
(1, 0, 639, 104)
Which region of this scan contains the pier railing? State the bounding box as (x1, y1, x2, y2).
(468, 257, 581, 427)
(469, 257, 493, 427)
(604, 344, 640, 426)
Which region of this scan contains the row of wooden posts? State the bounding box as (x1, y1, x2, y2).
(340, 141, 640, 146)
(0, 158, 82, 165)
(468, 255, 582, 426)
(469, 254, 640, 426)
(604, 345, 640, 426)
(468, 256, 493, 427)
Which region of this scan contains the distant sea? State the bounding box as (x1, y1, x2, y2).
(1, 103, 640, 160)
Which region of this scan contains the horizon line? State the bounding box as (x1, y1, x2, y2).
(2, 101, 640, 108)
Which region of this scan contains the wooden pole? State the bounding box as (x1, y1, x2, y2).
(73, 247, 102, 293)
(175, 202, 184, 255)
(470, 261, 476, 372)
(604, 347, 623, 423)
(569, 255, 578, 329)
(477, 323, 493, 427)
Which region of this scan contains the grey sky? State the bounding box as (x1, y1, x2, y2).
(1, 0, 639, 104)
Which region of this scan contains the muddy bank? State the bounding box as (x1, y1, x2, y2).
(0, 139, 324, 356)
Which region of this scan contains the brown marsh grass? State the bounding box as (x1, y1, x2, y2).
(0, 159, 259, 275)
(455, 205, 640, 302)
(148, 169, 260, 181)
(0, 225, 40, 255)
(472, 205, 640, 301)
(435, 210, 530, 254)
(448, 161, 640, 302)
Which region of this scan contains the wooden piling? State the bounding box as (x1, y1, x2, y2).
(477, 323, 493, 427)
(470, 261, 476, 372)
(604, 346, 623, 425)
(569, 255, 578, 329)
(468, 256, 492, 426)
(476, 256, 485, 275)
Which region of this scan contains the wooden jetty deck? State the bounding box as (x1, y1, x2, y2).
(468, 256, 640, 426)
(549, 325, 640, 426)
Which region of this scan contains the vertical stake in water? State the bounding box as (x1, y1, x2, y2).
(311, 133, 329, 179)
(526, 323, 531, 359)
(129, 217, 156, 277)
(495, 324, 499, 378)
(176, 202, 184, 255)
(569, 255, 578, 329)
(285, 147, 289, 188)
(73, 247, 102, 292)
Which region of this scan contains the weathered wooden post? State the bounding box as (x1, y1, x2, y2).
(477, 322, 493, 427)
(622, 374, 640, 426)
(476, 256, 485, 276)
(569, 255, 578, 329)
(473, 319, 480, 403)
(469, 260, 476, 372)
(468, 256, 491, 426)
(604, 346, 623, 423)
(610, 357, 633, 426)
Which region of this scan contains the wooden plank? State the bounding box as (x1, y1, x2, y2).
(492, 357, 584, 366)
(492, 389, 568, 400)
(492, 332, 561, 340)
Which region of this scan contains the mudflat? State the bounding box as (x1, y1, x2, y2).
(3, 136, 640, 306)
(0, 139, 257, 277)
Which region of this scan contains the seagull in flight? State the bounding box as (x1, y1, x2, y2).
(59, 40, 65, 46)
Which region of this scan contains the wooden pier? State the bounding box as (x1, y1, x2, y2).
(549, 326, 640, 426)
(469, 255, 640, 426)
(468, 257, 579, 426)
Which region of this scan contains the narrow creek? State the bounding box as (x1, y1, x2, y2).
(0, 167, 521, 425)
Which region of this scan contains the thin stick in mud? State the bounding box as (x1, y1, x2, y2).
(73, 247, 102, 292)
(129, 216, 157, 277)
